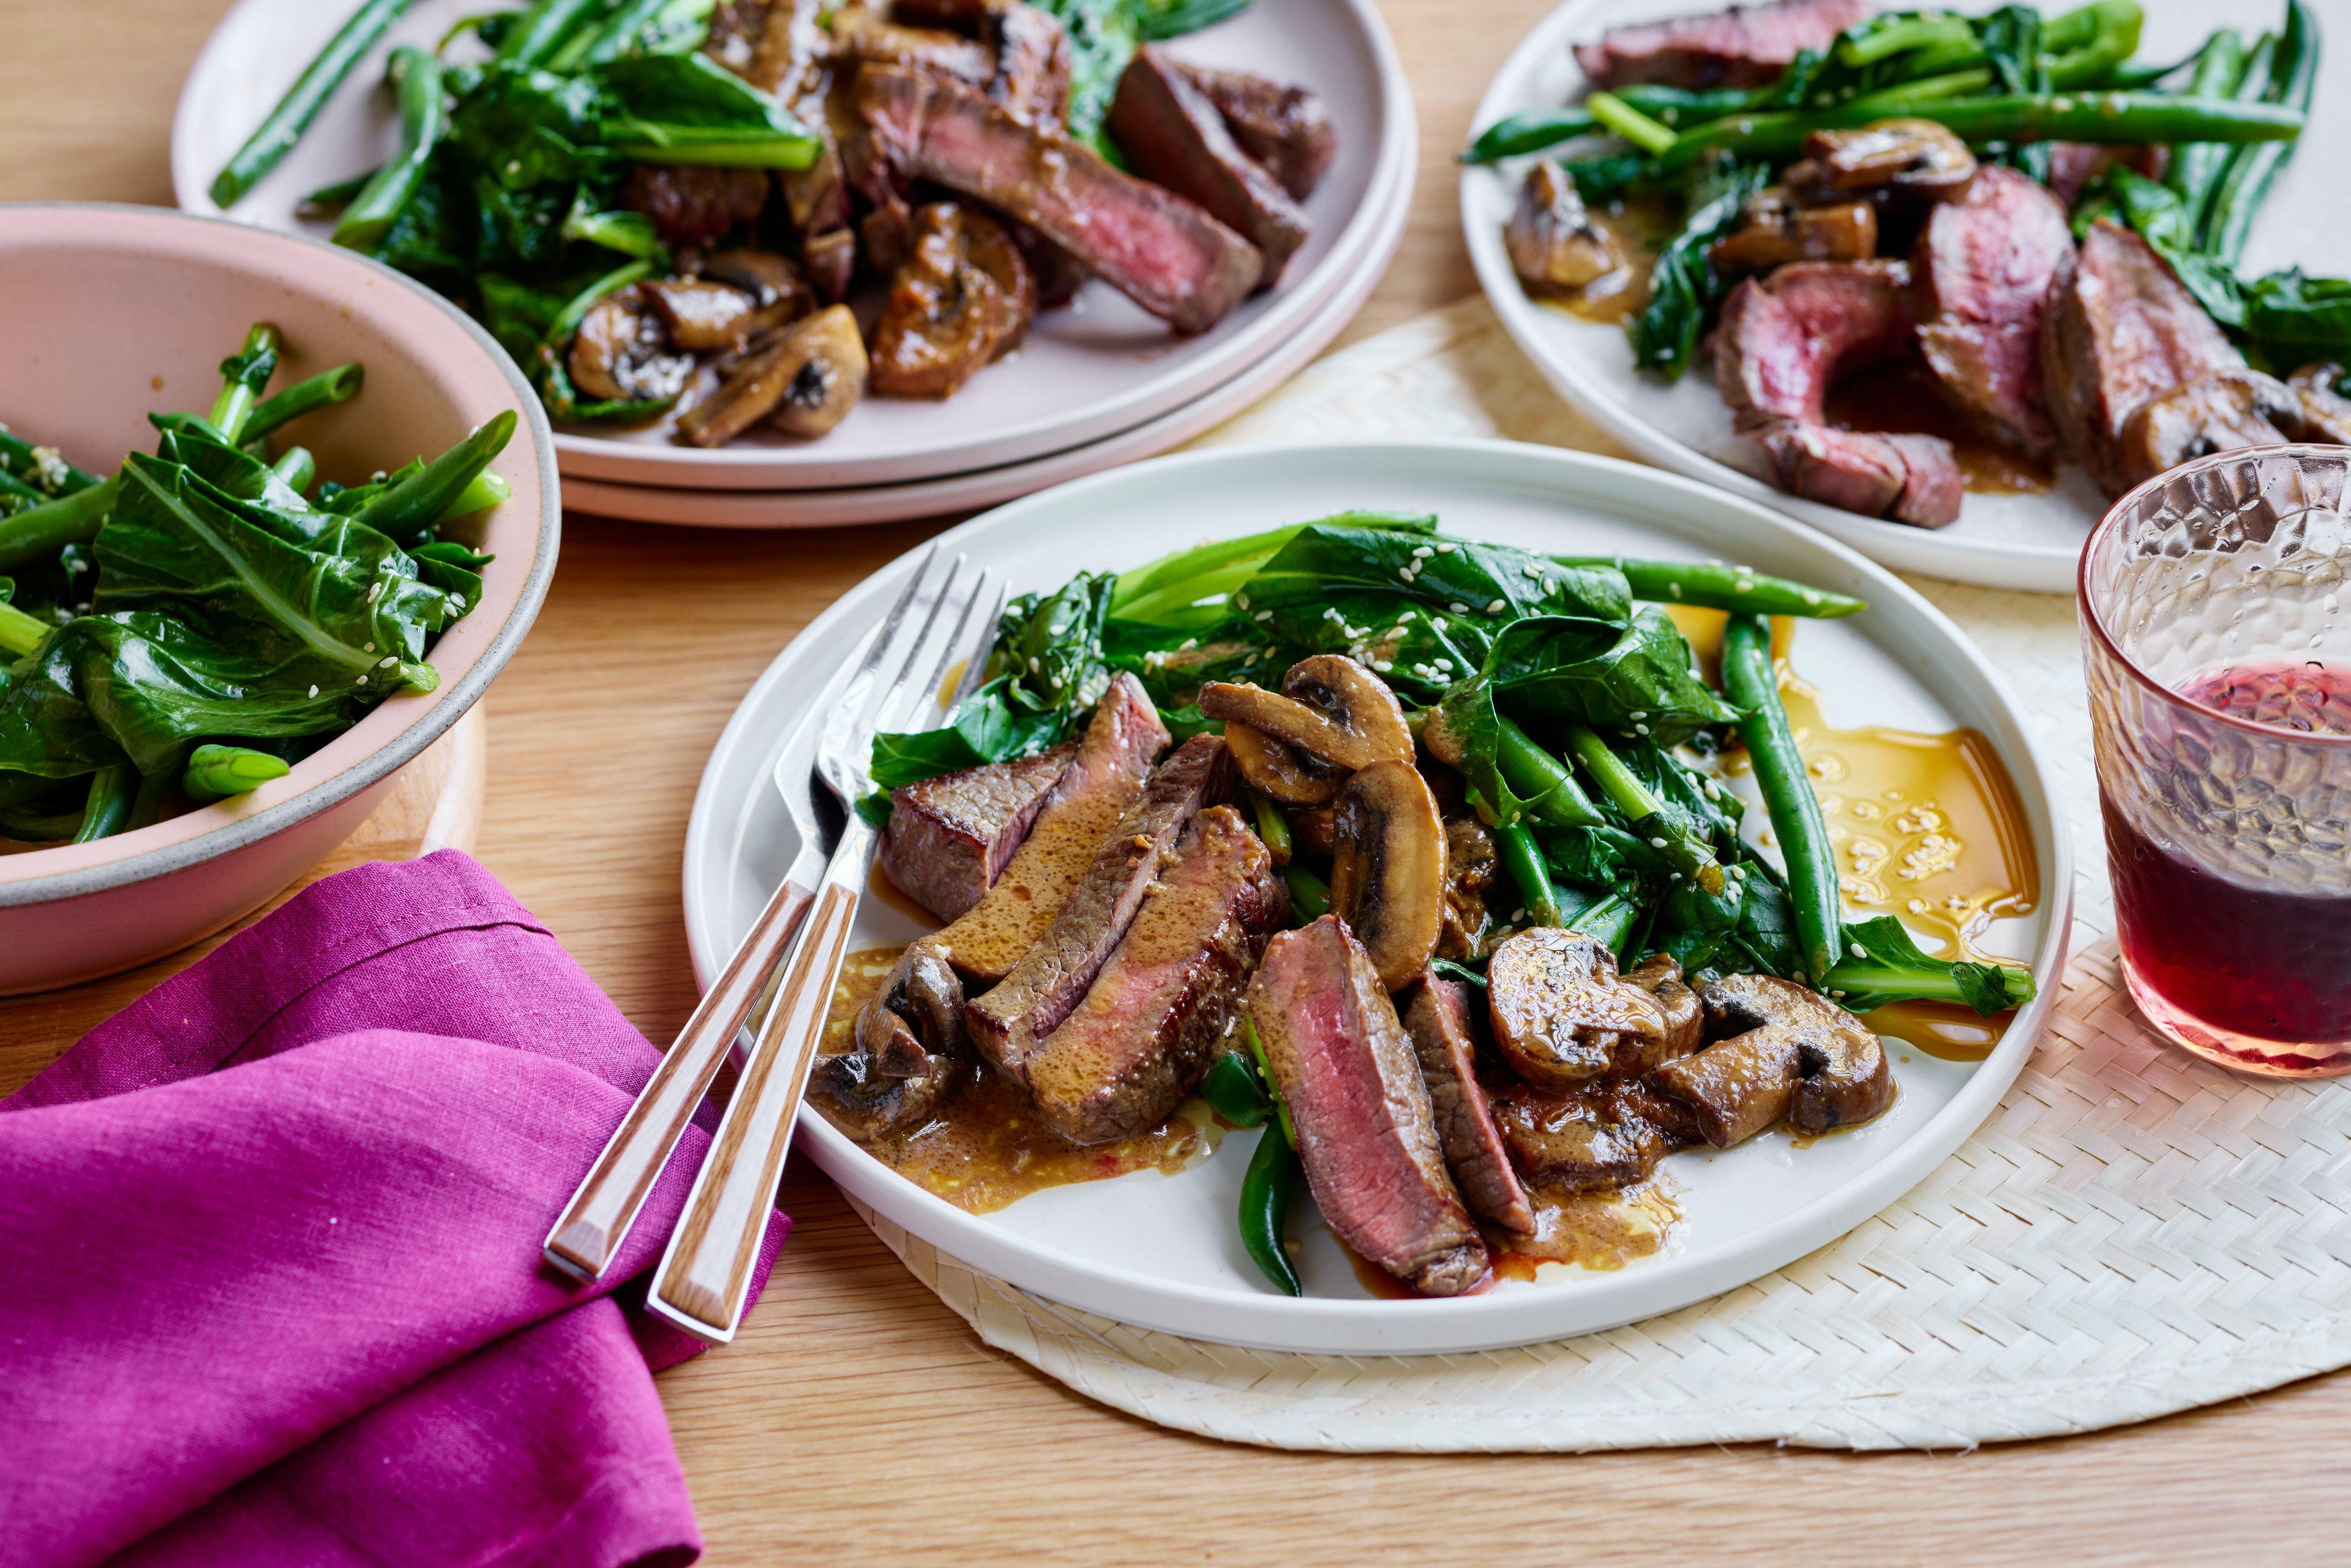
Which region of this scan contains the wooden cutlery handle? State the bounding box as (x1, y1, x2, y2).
(544, 874, 818, 1280)
(651, 876, 860, 1341)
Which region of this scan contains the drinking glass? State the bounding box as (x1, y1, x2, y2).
(2081, 445, 2351, 1077)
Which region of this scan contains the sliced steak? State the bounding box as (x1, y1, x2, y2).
(1716, 260, 1917, 426)
(1491, 1077, 1701, 1193)
(1024, 806, 1286, 1144)
(1573, 0, 1873, 90)
(618, 163, 770, 247)
(1174, 62, 1337, 202)
(1750, 418, 1963, 527)
(2041, 219, 2246, 496)
(965, 735, 1235, 1067)
(1914, 165, 2074, 454)
(2047, 142, 2165, 210)
(898, 0, 1074, 124)
(879, 743, 1074, 921)
(818, 939, 969, 1141)
(857, 64, 1264, 333)
(931, 673, 1168, 984)
(1250, 917, 1488, 1296)
(1109, 45, 1308, 287)
(828, 10, 996, 85)
(1403, 973, 1534, 1232)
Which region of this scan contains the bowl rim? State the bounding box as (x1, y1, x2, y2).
(0, 201, 560, 907)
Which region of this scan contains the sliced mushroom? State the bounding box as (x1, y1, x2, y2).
(1505, 159, 1622, 295)
(2289, 362, 2351, 444)
(817, 939, 970, 1141)
(1709, 189, 1878, 277)
(1328, 760, 1447, 991)
(702, 247, 815, 331)
(643, 278, 759, 353)
(1221, 721, 1346, 804)
(1787, 119, 1976, 205)
(1651, 973, 1890, 1147)
(1490, 1077, 1700, 1193)
(869, 203, 1035, 399)
(803, 228, 858, 303)
(1199, 655, 1415, 773)
(1623, 951, 1702, 1062)
(568, 289, 693, 404)
(1438, 814, 1499, 961)
(2118, 369, 2305, 486)
(673, 304, 868, 447)
(1485, 929, 1667, 1090)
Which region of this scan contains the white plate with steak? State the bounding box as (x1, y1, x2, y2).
(1461, 0, 2348, 591)
(683, 439, 2071, 1352)
(172, 0, 1414, 495)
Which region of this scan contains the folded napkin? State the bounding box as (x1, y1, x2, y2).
(0, 850, 788, 1568)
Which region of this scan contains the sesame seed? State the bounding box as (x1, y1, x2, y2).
(1179, 637, 1198, 650)
(1449, 602, 1468, 614)
(1510, 908, 1527, 922)
(1486, 599, 1505, 614)
(378, 656, 397, 668)
(1733, 563, 1755, 576)
(1254, 609, 1273, 622)
(354, 675, 367, 686)
(1635, 722, 1650, 735)
(1733, 580, 1753, 592)
(1850, 942, 1867, 958)
(1430, 617, 1447, 631)
(1235, 593, 1249, 609)
(1630, 711, 1648, 720)
(1522, 563, 1543, 579)
(1028, 656, 1041, 672)
(1412, 546, 1434, 558)
(449, 596, 466, 613)
(1436, 541, 1456, 553)
(366, 583, 382, 604)
(1649, 837, 1668, 849)
(307, 685, 318, 699)
(1372, 659, 1393, 672)
(1803, 590, 1822, 606)
(1668, 583, 1682, 598)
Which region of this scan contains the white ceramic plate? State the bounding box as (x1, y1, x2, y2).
(1461, 0, 2344, 592)
(681, 439, 2073, 1354)
(558, 152, 1405, 525)
(173, 0, 1414, 492)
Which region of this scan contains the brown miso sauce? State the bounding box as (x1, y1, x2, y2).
(1663, 605, 1794, 687)
(1490, 1182, 1679, 1282)
(814, 945, 1218, 1214)
(1823, 362, 2055, 497)
(1537, 201, 1670, 326)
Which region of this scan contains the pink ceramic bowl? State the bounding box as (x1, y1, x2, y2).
(0, 204, 559, 993)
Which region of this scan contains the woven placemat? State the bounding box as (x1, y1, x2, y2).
(855, 299, 2351, 1452)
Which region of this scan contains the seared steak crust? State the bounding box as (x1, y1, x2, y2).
(1250, 917, 1488, 1297)
(1024, 806, 1286, 1144)
(1914, 166, 2074, 454)
(1174, 62, 1338, 201)
(1574, 0, 1873, 89)
(1110, 45, 1307, 287)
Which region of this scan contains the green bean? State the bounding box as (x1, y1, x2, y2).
(1239, 1125, 1304, 1297)
(0, 430, 98, 497)
(332, 47, 445, 252)
(127, 772, 168, 833)
(209, 324, 281, 445)
(1586, 91, 1675, 156)
(1722, 613, 1838, 986)
(1494, 717, 1603, 828)
(243, 364, 366, 445)
(1564, 722, 1725, 895)
(1283, 863, 1330, 922)
(497, 0, 614, 68)
(1549, 555, 1864, 618)
(296, 168, 378, 218)
(1839, 11, 1976, 67)
(1459, 86, 1758, 163)
(1, 805, 85, 842)
(1659, 92, 2303, 173)
(2207, 0, 2317, 265)
(0, 477, 118, 574)
(568, 0, 672, 64)
(0, 470, 44, 508)
(1494, 820, 1563, 927)
(72, 763, 138, 844)
(1201, 1050, 1272, 1128)
(437, 468, 512, 523)
(2163, 28, 2252, 212)
(211, 0, 424, 208)
(270, 446, 317, 497)
(350, 410, 517, 541)
(183, 745, 292, 802)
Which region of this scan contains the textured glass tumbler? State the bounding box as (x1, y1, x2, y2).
(2082, 446, 2351, 1077)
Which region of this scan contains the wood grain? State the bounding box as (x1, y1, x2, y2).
(8, 4, 2351, 1563)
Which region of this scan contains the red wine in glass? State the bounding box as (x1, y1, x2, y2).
(2105, 661, 2351, 1059)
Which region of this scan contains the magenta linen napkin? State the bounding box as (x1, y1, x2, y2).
(0, 850, 788, 1568)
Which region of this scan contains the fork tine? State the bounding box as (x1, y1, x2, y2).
(864, 558, 981, 746)
(948, 580, 1008, 710)
(850, 553, 969, 751)
(831, 545, 941, 724)
(879, 563, 991, 740)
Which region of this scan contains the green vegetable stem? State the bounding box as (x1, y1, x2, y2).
(333, 47, 446, 252)
(243, 364, 365, 445)
(2206, 0, 2317, 263)
(1494, 716, 1603, 829)
(1201, 1049, 1272, 1128)
(72, 763, 139, 844)
(1243, 789, 1293, 864)
(184, 744, 294, 802)
(1494, 820, 1564, 928)
(1283, 863, 1331, 922)
(0, 598, 48, 658)
(1551, 556, 1865, 618)
(1722, 613, 1839, 986)
(211, 0, 424, 208)
(1239, 1124, 1304, 1297)
(209, 324, 282, 446)
(269, 446, 317, 497)
(350, 410, 518, 539)
(495, 0, 612, 69)
(1562, 721, 1725, 895)
(0, 478, 119, 573)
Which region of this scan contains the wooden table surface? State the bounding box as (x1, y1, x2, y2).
(7, 5, 2347, 1562)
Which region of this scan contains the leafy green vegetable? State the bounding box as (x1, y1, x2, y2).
(1032, 0, 1254, 156)
(1627, 157, 1767, 382)
(1823, 916, 2038, 1015)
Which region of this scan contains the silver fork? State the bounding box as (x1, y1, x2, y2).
(541, 550, 937, 1283)
(647, 550, 999, 1344)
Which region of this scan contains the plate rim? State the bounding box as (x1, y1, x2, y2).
(682, 437, 2077, 1354)
(168, 0, 1418, 492)
(1456, 0, 2085, 594)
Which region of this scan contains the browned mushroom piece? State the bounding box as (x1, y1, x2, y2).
(1786, 119, 1977, 205)
(1652, 973, 1891, 1147)
(1490, 1077, 1699, 1193)
(1221, 722, 1345, 804)
(701, 248, 815, 334)
(817, 939, 970, 1140)
(643, 278, 759, 353)
(1286, 804, 1338, 858)
(803, 229, 858, 302)
(1199, 655, 1415, 773)
(869, 203, 1036, 399)
(2117, 369, 2308, 486)
(568, 289, 694, 405)
(2288, 362, 2351, 444)
(1708, 189, 1878, 277)
(1484, 929, 1667, 1090)
(1327, 760, 1447, 991)
(673, 304, 869, 446)
(1505, 160, 1622, 295)
(1438, 815, 1499, 961)
(1622, 951, 1702, 1060)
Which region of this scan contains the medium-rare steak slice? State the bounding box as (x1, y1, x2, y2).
(857, 65, 1264, 333)
(1573, 0, 1872, 90)
(1174, 62, 1337, 202)
(1403, 973, 1534, 1232)
(966, 734, 1236, 1067)
(931, 673, 1168, 984)
(879, 743, 1074, 921)
(1750, 419, 1963, 527)
(1250, 917, 1488, 1296)
(2041, 219, 2246, 496)
(1110, 46, 1308, 287)
(896, 0, 1074, 125)
(1914, 165, 2074, 454)
(1024, 806, 1286, 1144)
